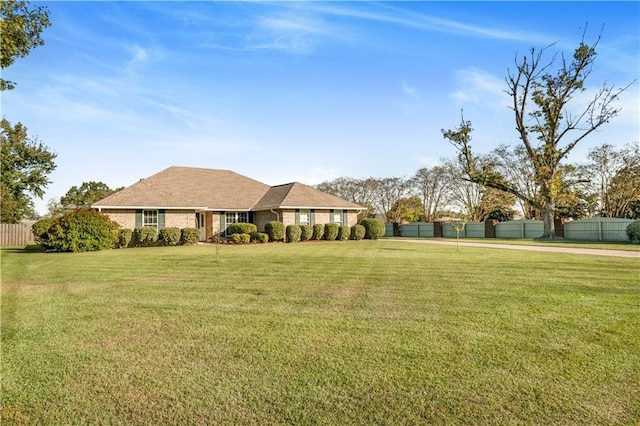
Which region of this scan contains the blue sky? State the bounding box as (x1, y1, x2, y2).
(3, 1, 639, 215)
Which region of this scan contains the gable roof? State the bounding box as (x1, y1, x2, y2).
(93, 167, 365, 211)
(253, 182, 365, 210)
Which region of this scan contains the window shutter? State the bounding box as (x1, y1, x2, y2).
(135, 210, 142, 227)
(310, 210, 315, 226)
(220, 212, 226, 236)
(295, 209, 300, 225)
(158, 210, 165, 229)
(342, 210, 348, 226)
(330, 209, 335, 224)
(249, 211, 254, 224)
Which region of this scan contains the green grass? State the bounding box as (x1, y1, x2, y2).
(2, 242, 639, 424)
(390, 237, 640, 251)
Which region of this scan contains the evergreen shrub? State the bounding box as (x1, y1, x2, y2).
(159, 227, 181, 246)
(361, 218, 386, 240)
(227, 222, 257, 235)
(180, 228, 200, 245)
(250, 232, 269, 243)
(311, 224, 324, 240)
(229, 233, 251, 244)
(134, 227, 157, 247)
(265, 221, 285, 242)
(286, 225, 302, 243)
(32, 217, 56, 248)
(323, 223, 339, 241)
(337, 225, 350, 241)
(299, 224, 313, 241)
(350, 224, 366, 240)
(626, 220, 640, 244)
(47, 209, 119, 252)
(118, 228, 133, 248)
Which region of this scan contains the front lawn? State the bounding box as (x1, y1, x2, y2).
(2, 242, 638, 424)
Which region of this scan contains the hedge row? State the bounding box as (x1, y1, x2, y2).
(228, 219, 384, 244)
(32, 210, 201, 252)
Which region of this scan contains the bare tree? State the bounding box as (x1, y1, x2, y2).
(443, 33, 633, 238)
(411, 166, 451, 222)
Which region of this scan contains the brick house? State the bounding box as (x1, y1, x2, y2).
(92, 166, 366, 241)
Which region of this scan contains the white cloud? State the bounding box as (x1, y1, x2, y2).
(402, 82, 416, 97)
(451, 67, 508, 109)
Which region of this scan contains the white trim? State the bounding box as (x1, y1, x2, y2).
(259, 206, 367, 211)
(92, 205, 207, 210)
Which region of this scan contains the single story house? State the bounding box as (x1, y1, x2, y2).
(92, 166, 366, 241)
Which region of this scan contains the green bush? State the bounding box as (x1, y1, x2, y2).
(46, 209, 119, 252)
(299, 224, 313, 241)
(159, 227, 181, 246)
(250, 232, 269, 243)
(229, 233, 251, 244)
(361, 218, 386, 240)
(265, 221, 285, 242)
(350, 224, 366, 240)
(117, 228, 133, 249)
(626, 220, 640, 244)
(311, 224, 324, 240)
(286, 225, 302, 243)
(323, 223, 339, 241)
(32, 217, 56, 248)
(337, 225, 350, 241)
(134, 227, 158, 247)
(227, 222, 257, 235)
(180, 228, 200, 245)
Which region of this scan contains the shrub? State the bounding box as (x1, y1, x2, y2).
(265, 221, 285, 242)
(46, 209, 119, 252)
(134, 227, 158, 247)
(299, 224, 313, 241)
(337, 225, 350, 241)
(361, 218, 386, 240)
(250, 232, 269, 243)
(159, 227, 181, 246)
(117, 228, 133, 248)
(323, 223, 339, 241)
(626, 220, 640, 244)
(286, 225, 302, 243)
(180, 228, 200, 245)
(350, 224, 366, 240)
(227, 222, 257, 235)
(32, 217, 56, 248)
(311, 223, 324, 240)
(229, 233, 251, 244)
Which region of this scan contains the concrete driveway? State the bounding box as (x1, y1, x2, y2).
(384, 238, 640, 259)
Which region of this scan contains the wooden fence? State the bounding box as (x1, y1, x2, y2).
(0, 223, 35, 246)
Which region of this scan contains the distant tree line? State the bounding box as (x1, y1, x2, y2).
(316, 141, 640, 224)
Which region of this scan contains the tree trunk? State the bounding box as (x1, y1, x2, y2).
(539, 200, 558, 239)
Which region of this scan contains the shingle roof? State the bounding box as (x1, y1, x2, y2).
(253, 182, 366, 210)
(93, 167, 270, 210)
(93, 167, 365, 211)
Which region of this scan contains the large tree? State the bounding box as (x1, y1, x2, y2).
(0, 119, 57, 222)
(443, 34, 632, 238)
(60, 181, 121, 211)
(411, 166, 451, 222)
(0, 0, 51, 90)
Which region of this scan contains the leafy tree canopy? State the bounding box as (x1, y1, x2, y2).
(0, 0, 51, 90)
(0, 119, 57, 222)
(60, 181, 121, 211)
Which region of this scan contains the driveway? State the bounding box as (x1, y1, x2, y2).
(384, 238, 640, 259)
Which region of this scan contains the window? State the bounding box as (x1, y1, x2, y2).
(226, 212, 248, 224)
(332, 210, 343, 225)
(143, 210, 158, 228)
(299, 209, 310, 226)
